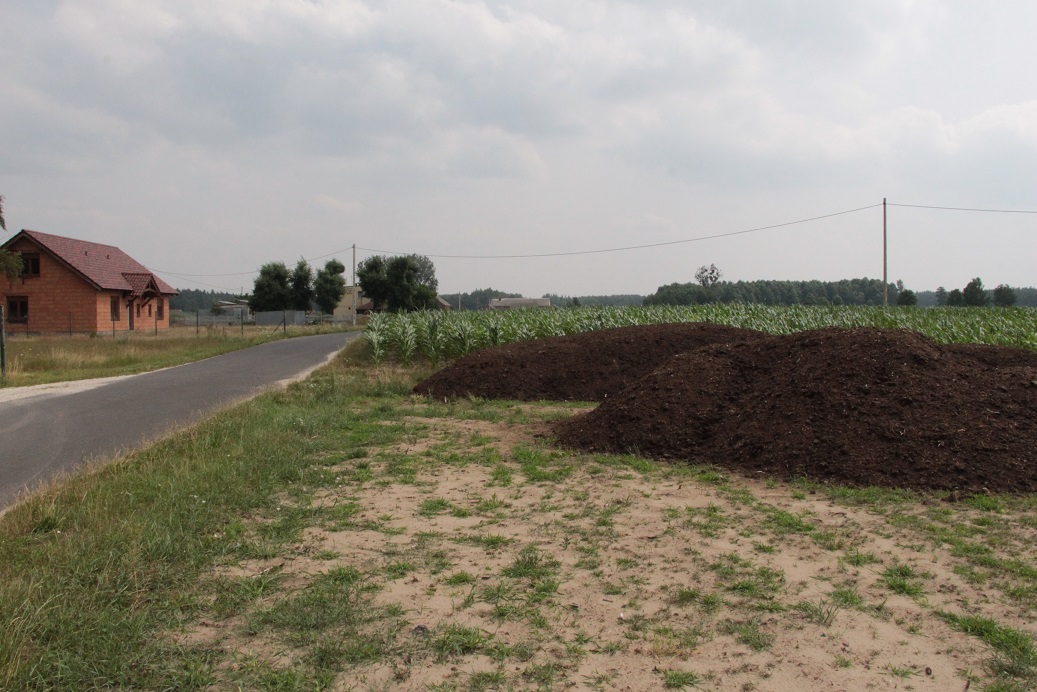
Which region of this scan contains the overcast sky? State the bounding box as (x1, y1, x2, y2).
(2, 1, 1035, 298)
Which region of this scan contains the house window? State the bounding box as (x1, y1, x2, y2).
(148, 304, 152, 317)
(157, 299, 164, 320)
(136, 303, 141, 318)
(7, 296, 28, 323)
(110, 296, 120, 321)
(21, 253, 41, 277)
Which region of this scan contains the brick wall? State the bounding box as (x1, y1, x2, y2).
(2, 238, 103, 333)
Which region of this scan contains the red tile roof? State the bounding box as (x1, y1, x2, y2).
(3, 230, 176, 295)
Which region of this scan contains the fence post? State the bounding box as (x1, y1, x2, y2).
(196, 309, 200, 336)
(283, 309, 287, 335)
(1, 305, 7, 379)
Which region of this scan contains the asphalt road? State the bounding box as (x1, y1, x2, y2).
(0, 331, 360, 510)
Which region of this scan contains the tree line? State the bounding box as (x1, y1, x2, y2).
(169, 289, 241, 313)
(644, 265, 1031, 308)
(925, 279, 1021, 307)
(249, 258, 347, 313)
(644, 270, 897, 306)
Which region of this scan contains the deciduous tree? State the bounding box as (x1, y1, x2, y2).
(356, 255, 390, 310)
(695, 263, 722, 289)
(992, 284, 1017, 308)
(385, 256, 438, 311)
(358, 254, 438, 312)
(314, 259, 347, 314)
(896, 289, 918, 306)
(249, 262, 292, 312)
(0, 194, 19, 283)
(290, 258, 315, 311)
(0, 249, 21, 283)
(962, 277, 989, 307)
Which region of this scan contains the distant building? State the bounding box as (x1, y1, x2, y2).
(333, 285, 363, 322)
(214, 300, 250, 317)
(487, 298, 552, 310)
(1, 229, 177, 333)
(343, 291, 455, 317)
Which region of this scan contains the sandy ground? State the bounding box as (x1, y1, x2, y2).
(182, 410, 1037, 691)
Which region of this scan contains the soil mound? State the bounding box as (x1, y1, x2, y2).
(413, 322, 767, 402)
(554, 327, 1037, 493)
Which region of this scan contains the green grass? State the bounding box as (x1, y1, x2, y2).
(938, 611, 1037, 686)
(845, 548, 881, 567)
(881, 564, 925, 597)
(669, 587, 702, 607)
(502, 546, 560, 581)
(431, 624, 489, 661)
(721, 619, 774, 651)
(417, 497, 454, 516)
(661, 668, 703, 689)
(445, 571, 476, 586)
(795, 597, 842, 626)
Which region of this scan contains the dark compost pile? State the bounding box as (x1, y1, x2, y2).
(414, 324, 1037, 493)
(413, 322, 767, 402)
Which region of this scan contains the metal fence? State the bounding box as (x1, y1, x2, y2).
(254, 310, 307, 327)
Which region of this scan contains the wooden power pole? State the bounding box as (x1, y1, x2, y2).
(882, 198, 888, 307)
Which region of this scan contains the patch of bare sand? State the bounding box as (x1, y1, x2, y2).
(185, 415, 1032, 691)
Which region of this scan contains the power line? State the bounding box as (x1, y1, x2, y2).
(888, 202, 1037, 214)
(359, 203, 882, 259)
(149, 198, 1032, 283)
(150, 203, 881, 281)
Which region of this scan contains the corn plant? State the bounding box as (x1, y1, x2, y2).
(364, 313, 387, 363)
(392, 317, 418, 366)
(417, 312, 447, 366)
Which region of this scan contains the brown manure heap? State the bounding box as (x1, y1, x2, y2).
(555, 327, 1037, 493)
(413, 322, 767, 402)
(416, 322, 1037, 493)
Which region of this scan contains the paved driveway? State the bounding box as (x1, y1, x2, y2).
(0, 331, 360, 510)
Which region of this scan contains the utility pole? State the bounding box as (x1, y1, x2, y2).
(882, 197, 888, 307)
(352, 243, 357, 326)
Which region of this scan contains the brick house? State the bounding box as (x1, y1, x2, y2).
(1, 229, 178, 334)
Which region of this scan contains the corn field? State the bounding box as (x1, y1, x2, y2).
(364, 305, 1037, 363)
